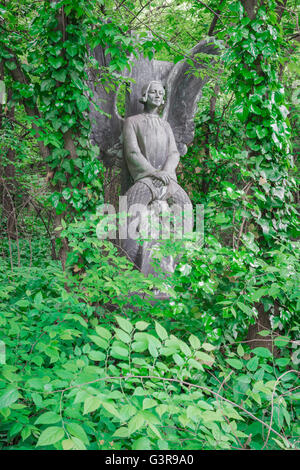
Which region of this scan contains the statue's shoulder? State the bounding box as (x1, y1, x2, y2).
(124, 114, 144, 126)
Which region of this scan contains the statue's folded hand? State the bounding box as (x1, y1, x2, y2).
(152, 170, 171, 186)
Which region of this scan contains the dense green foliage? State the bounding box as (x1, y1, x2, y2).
(0, 0, 299, 451)
(0, 238, 299, 450)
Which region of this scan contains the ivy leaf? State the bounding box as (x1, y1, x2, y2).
(49, 30, 62, 43)
(237, 302, 253, 316)
(5, 61, 17, 71)
(40, 79, 55, 92)
(48, 56, 64, 69)
(76, 95, 89, 112)
(66, 44, 78, 57)
(52, 69, 67, 83)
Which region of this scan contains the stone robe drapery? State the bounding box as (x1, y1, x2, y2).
(123, 113, 180, 196)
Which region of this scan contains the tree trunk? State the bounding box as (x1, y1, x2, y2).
(1, 86, 17, 238)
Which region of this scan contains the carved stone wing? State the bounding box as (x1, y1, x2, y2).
(86, 46, 123, 166)
(163, 39, 219, 156)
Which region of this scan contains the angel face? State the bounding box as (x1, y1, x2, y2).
(142, 81, 165, 111)
(146, 83, 165, 108)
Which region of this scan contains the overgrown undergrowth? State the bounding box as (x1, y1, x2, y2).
(0, 237, 299, 451)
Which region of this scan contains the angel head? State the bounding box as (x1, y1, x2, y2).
(139, 81, 165, 109)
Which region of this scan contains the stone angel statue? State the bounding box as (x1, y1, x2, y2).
(87, 40, 218, 275)
(121, 80, 193, 275)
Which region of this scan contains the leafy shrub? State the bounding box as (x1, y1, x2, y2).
(0, 261, 299, 450)
(166, 235, 300, 343)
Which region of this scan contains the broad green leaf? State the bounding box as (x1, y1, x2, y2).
(0, 387, 20, 409)
(246, 356, 259, 372)
(115, 315, 133, 334)
(88, 350, 105, 362)
(95, 326, 111, 340)
(88, 335, 108, 349)
(173, 353, 184, 366)
(102, 401, 120, 418)
(83, 396, 101, 415)
(202, 342, 216, 351)
(62, 439, 74, 450)
(148, 423, 162, 439)
(35, 412, 61, 425)
(36, 427, 64, 447)
(113, 427, 129, 438)
(148, 342, 158, 358)
(226, 358, 243, 370)
(66, 422, 89, 444)
(158, 439, 169, 450)
(274, 336, 290, 348)
(195, 351, 214, 365)
(179, 341, 192, 357)
(252, 347, 272, 358)
(62, 437, 86, 450)
(155, 322, 168, 341)
(132, 437, 151, 450)
(128, 413, 145, 434)
(188, 358, 204, 371)
(143, 398, 157, 410)
(135, 321, 149, 331)
(189, 334, 200, 349)
(275, 358, 290, 367)
(237, 302, 253, 316)
(114, 328, 131, 343)
(111, 345, 128, 357)
(258, 330, 271, 337)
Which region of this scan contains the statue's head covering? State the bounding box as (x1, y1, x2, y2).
(139, 80, 165, 104)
